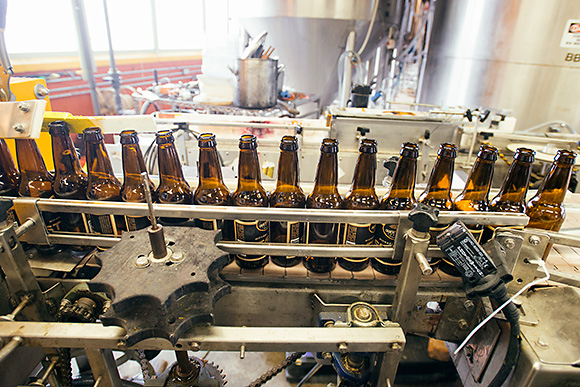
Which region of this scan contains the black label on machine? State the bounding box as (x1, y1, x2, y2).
(90, 214, 121, 235)
(234, 219, 269, 261)
(124, 216, 150, 232)
(375, 223, 397, 246)
(437, 221, 497, 283)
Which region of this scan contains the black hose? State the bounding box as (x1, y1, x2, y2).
(488, 287, 521, 387)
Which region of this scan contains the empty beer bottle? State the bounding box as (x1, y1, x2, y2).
(0, 138, 20, 196)
(84, 127, 123, 235)
(418, 143, 457, 269)
(527, 150, 576, 232)
(304, 138, 343, 273)
(193, 133, 231, 230)
(0, 138, 20, 225)
(444, 144, 498, 276)
(16, 138, 61, 231)
(490, 148, 535, 213)
(120, 129, 155, 231)
(373, 142, 419, 275)
(339, 138, 379, 272)
(49, 121, 89, 232)
(155, 129, 193, 224)
(231, 134, 269, 269)
(269, 135, 306, 267)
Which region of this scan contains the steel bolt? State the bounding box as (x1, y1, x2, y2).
(391, 343, 402, 351)
(116, 340, 126, 349)
(17, 102, 30, 113)
(352, 305, 372, 322)
(189, 341, 200, 351)
(12, 123, 25, 133)
(504, 238, 516, 250)
(458, 319, 469, 330)
(135, 255, 150, 268)
(322, 352, 333, 360)
(529, 236, 541, 245)
(337, 342, 348, 354)
(463, 300, 475, 312)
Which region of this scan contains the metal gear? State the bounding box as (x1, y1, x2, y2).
(162, 356, 226, 387)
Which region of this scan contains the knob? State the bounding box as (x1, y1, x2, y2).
(408, 203, 439, 233)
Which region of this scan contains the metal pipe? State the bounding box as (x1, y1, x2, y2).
(14, 218, 35, 238)
(102, 0, 123, 115)
(0, 336, 23, 363)
(71, 0, 101, 115)
(339, 31, 356, 107)
(0, 294, 32, 321)
(33, 358, 58, 386)
(34, 199, 529, 225)
(152, 118, 330, 132)
(141, 173, 158, 230)
(295, 363, 323, 387)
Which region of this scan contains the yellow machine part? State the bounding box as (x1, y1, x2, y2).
(6, 77, 54, 170)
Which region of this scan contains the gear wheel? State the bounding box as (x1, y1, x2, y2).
(162, 356, 226, 387)
(89, 227, 231, 346)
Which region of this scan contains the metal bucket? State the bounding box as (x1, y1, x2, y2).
(231, 58, 279, 109)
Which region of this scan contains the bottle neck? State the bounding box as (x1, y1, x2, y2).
(312, 152, 338, 194)
(533, 162, 573, 205)
(52, 134, 85, 178)
(86, 140, 117, 177)
(122, 143, 147, 183)
(16, 139, 52, 178)
(275, 149, 300, 190)
(158, 142, 187, 183)
(459, 158, 495, 200)
(351, 152, 376, 191)
(198, 146, 226, 187)
(494, 160, 531, 204)
(388, 155, 416, 199)
(421, 155, 454, 200)
(237, 148, 262, 189)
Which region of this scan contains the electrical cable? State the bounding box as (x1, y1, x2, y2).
(357, 0, 379, 56)
(454, 259, 549, 355)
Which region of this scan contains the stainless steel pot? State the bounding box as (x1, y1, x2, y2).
(230, 58, 279, 109)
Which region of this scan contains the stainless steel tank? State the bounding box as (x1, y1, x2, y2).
(419, 0, 580, 131)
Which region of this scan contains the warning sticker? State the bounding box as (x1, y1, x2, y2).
(560, 19, 580, 48)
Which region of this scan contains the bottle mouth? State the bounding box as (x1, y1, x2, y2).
(120, 129, 139, 145)
(280, 135, 298, 151)
(514, 147, 535, 163)
(477, 144, 498, 161)
(198, 132, 216, 148)
(239, 134, 257, 149)
(48, 120, 70, 135)
(400, 142, 419, 158)
(438, 143, 458, 158)
(155, 129, 174, 144)
(555, 149, 577, 165)
(359, 138, 377, 154)
(83, 127, 104, 141)
(320, 138, 338, 153)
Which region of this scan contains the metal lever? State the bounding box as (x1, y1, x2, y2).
(141, 172, 167, 259)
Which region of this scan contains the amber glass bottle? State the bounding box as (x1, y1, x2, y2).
(418, 142, 457, 269)
(0, 138, 20, 225)
(373, 142, 419, 275)
(16, 138, 61, 231)
(0, 138, 20, 196)
(527, 150, 576, 231)
(304, 138, 343, 273)
(339, 138, 379, 272)
(193, 133, 231, 230)
(491, 148, 535, 213)
(269, 136, 306, 267)
(155, 130, 193, 224)
(120, 129, 155, 231)
(231, 134, 269, 269)
(84, 127, 123, 235)
(442, 144, 498, 276)
(49, 121, 89, 232)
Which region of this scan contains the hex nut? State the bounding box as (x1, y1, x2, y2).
(189, 341, 200, 351)
(504, 238, 516, 250)
(337, 342, 348, 354)
(12, 123, 25, 133)
(18, 102, 30, 112)
(463, 300, 475, 311)
(458, 319, 469, 330)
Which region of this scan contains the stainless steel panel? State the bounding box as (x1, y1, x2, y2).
(420, 0, 580, 130)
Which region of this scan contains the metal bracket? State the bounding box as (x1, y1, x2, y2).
(11, 197, 50, 245)
(0, 100, 46, 138)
